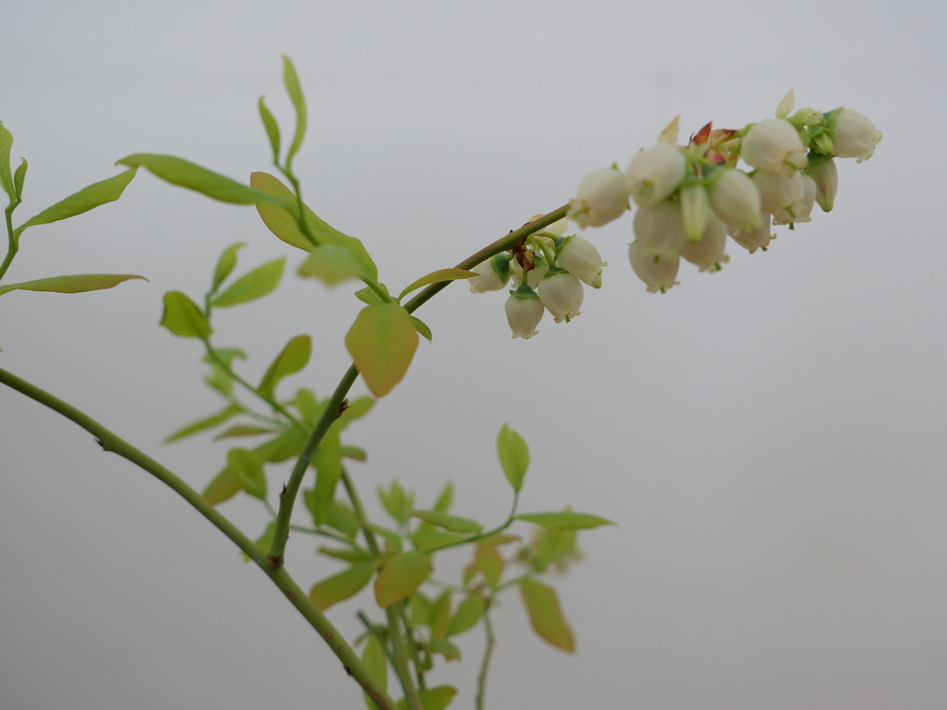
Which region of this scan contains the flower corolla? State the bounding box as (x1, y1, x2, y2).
(538, 271, 584, 323)
(557, 236, 607, 289)
(829, 108, 882, 162)
(505, 290, 544, 339)
(740, 118, 808, 175)
(628, 241, 679, 293)
(625, 143, 687, 206)
(709, 168, 762, 233)
(568, 168, 628, 229)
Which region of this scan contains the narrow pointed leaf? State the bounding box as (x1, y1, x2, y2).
(398, 268, 477, 301)
(13, 158, 28, 200)
(519, 579, 575, 652)
(345, 303, 419, 397)
(164, 403, 243, 443)
(410, 528, 469, 552)
(202, 465, 241, 505)
(227, 447, 267, 500)
(0, 121, 14, 201)
(410, 316, 432, 342)
(445, 593, 485, 637)
(282, 55, 307, 168)
(475, 545, 504, 588)
(362, 633, 388, 710)
(427, 638, 461, 662)
(117, 154, 287, 205)
(210, 257, 285, 308)
(497, 424, 528, 492)
(355, 285, 388, 305)
(15, 168, 137, 234)
(258, 334, 310, 396)
(0, 273, 145, 297)
(309, 561, 375, 611)
(374, 551, 430, 607)
(214, 424, 274, 440)
(432, 482, 454, 514)
(311, 430, 342, 525)
(396, 686, 458, 710)
(160, 291, 211, 339)
(411, 510, 482, 534)
(516, 512, 615, 529)
(211, 242, 245, 293)
(258, 96, 281, 162)
(429, 592, 452, 638)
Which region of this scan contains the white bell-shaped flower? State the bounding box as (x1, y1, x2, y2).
(729, 214, 775, 254)
(830, 108, 882, 162)
(625, 143, 687, 206)
(752, 170, 808, 225)
(632, 200, 687, 256)
(709, 168, 762, 233)
(505, 289, 544, 339)
(557, 235, 607, 288)
(538, 271, 584, 323)
(808, 159, 838, 212)
(468, 255, 510, 293)
(628, 241, 679, 293)
(568, 168, 629, 229)
(740, 118, 808, 175)
(680, 211, 730, 272)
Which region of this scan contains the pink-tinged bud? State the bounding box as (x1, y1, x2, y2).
(680, 211, 729, 272)
(625, 143, 687, 206)
(729, 214, 776, 254)
(469, 256, 511, 293)
(557, 235, 607, 289)
(829, 108, 882, 162)
(505, 290, 544, 339)
(632, 200, 687, 256)
(709, 168, 762, 233)
(808, 159, 838, 212)
(538, 271, 584, 323)
(628, 241, 679, 293)
(740, 118, 808, 175)
(751, 170, 807, 225)
(568, 168, 629, 229)
(679, 184, 709, 243)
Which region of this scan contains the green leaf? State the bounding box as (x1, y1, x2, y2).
(323, 501, 360, 540)
(202, 465, 241, 505)
(13, 158, 28, 200)
(214, 424, 274, 440)
(345, 303, 419, 397)
(475, 544, 504, 588)
(160, 291, 211, 339)
(311, 431, 343, 525)
(294, 387, 322, 424)
(497, 424, 528, 492)
(164, 403, 243, 443)
(317, 546, 373, 563)
(355, 284, 389, 305)
(258, 96, 281, 163)
(378, 480, 411, 524)
(337, 396, 374, 429)
(409, 592, 432, 625)
(255, 429, 306, 463)
(258, 335, 310, 397)
(297, 244, 368, 285)
(445, 593, 485, 637)
(410, 528, 469, 553)
(203, 348, 246, 397)
(309, 561, 375, 611)
(411, 510, 483, 534)
(410, 316, 432, 342)
(117, 154, 287, 206)
(516, 512, 615, 530)
(243, 520, 277, 562)
(210, 257, 285, 308)
(519, 579, 575, 653)
(374, 551, 430, 607)
(250, 171, 378, 280)
(0, 121, 14, 202)
(429, 592, 451, 638)
(432, 481, 453, 514)
(398, 268, 477, 302)
(426, 638, 461, 662)
(15, 168, 137, 235)
(282, 55, 307, 169)
(396, 686, 458, 710)
(227, 447, 267, 500)
(362, 634, 388, 710)
(211, 242, 245, 293)
(0, 273, 146, 297)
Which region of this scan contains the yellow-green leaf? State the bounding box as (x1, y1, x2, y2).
(410, 316, 433, 342)
(411, 510, 482, 534)
(0, 273, 146, 297)
(497, 424, 528, 492)
(475, 545, 504, 588)
(361, 633, 388, 710)
(297, 244, 367, 285)
(519, 579, 575, 652)
(445, 593, 485, 637)
(227, 448, 266, 500)
(202, 465, 241, 505)
(426, 638, 461, 662)
(160, 291, 211, 339)
(309, 561, 375, 611)
(374, 551, 430, 607)
(282, 55, 307, 169)
(211, 242, 245, 293)
(345, 303, 419, 397)
(210, 257, 285, 308)
(258, 335, 310, 396)
(396, 686, 458, 710)
(0, 121, 14, 202)
(516, 512, 615, 529)
(163, 403, 243, 443)
(15, 168, 137, 234)
(117, 154, 286, 205)
(258, 96, 281, 163)
(398, 268, 477, 301)
(429, 591, 451, 638)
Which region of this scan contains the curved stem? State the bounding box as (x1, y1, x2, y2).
(1, 203, 21, 282)
(0, 366, 399, 710)
(475, 603, 497, 710)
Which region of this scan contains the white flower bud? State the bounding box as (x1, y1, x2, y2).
(775, 90, 795, 120)
(625, 143, 687, 206)
(830, 108, 882, 162)
(680, 183, 710, 242)
(729, 214, 775, 254)
(557, 235, 607, 289)
(740, 118, 808, 175)
(511, 257, 548, 289)
(680, 211, 730, 272)
(568, 168, 629, 229)
(709, 168, 762, 233)
(538, 271, 584, 323)
(795, 173, 817, 223)
(628, 241, 679, 293)
(468, 256, 510, 293)
(505, 291, 544, 339)
(808, 159, 838, 212)
(632, 200, 687, 256)
(751, 170, 807, 225)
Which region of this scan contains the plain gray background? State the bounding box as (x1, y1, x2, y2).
(2, 0, 945, 708)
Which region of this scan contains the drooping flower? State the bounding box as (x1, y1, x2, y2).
(505, 287, 544, 339)
(828, 108, 882, 162)
(709, 168, 762, 233)
(628, 241, 679, 293)
(808, 159, 838, 212)
(568, 168, 629, 229)
(729, 214, 775, 254)
(537, 271, 584, 322)
(632, 200, 687, 256)
(680, 211, 729, 272)
(740, 118, 808, 175)
(469, 254, 512, 293)
(752, 170, 808, 225)
(625, 143, 687, 206)
(557, 235, 607, 288)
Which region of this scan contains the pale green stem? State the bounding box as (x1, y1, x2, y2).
(0, 204, 21, 281)
(0, 366, 399, 710)
(475, 603, 497, 710)
(386, 603, 423, 710)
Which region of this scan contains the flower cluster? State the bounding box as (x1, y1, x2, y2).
(472, 91, 881, 337)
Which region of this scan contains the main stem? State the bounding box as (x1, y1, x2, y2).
(0, 367, 399, 710)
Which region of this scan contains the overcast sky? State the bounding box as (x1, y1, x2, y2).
(3, 1, 946, 708)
